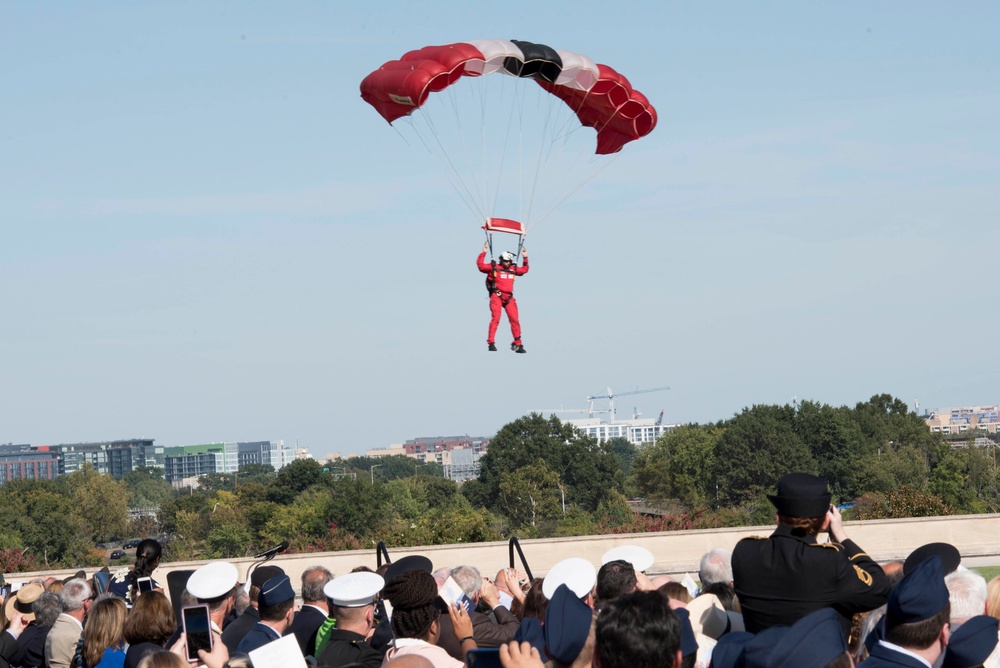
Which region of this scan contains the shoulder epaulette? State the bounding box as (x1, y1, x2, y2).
(809, 542, 842, 551)
(739, 535, 769, 541)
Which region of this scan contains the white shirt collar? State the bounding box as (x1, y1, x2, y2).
(59, 613, 84, 630)
(877, 639, 934, 668)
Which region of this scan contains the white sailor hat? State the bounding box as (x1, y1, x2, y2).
(542, 558, 596, 600)
(324, 572, 385, 608)
(186, 561, 239, 600)
(601, 545, 654, 572)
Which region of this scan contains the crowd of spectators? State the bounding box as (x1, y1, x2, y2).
(2, 472, 1000, 668)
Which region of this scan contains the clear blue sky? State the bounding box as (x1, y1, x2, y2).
(2, 2, 998, 457)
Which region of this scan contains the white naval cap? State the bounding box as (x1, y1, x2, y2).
(186, 561, 239, 600)
(542, 557, 597, 600)
(324, 572, 385, 607)
(601, 545, 655, 572)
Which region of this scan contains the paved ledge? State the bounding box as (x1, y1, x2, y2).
(13, 514, 1000, 594)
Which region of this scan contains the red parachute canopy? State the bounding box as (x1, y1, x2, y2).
(360, 39, 657, 155)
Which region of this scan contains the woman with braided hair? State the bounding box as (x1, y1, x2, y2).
(108, 539, 163, 606)
(382, 570, 477, 668)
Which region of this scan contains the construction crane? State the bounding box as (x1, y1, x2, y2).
(586, 386, 670, 423)
(532, 403, 609, 419)
(655, 410, 664, 426)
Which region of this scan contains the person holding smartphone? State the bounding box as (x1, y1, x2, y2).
(108, 539, 163, 607)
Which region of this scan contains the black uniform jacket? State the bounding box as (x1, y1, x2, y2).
(316, 629, 382, 668)
(732, 524, 890, 635)
(287, 605, 327, 658)
(221, 607, 259, 655)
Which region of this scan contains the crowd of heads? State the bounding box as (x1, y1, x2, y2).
(2, 473, 1000, 668)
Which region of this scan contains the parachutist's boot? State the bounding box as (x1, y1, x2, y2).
(488, 343, 497, 351)
(514, 344, 526, 353)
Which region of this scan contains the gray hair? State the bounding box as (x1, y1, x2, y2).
(699, 548, 733, 587)
(33, 592, 63, 627)
(946, 569, 988, 622)
(301, 566, 334, 603)
(60, 578, 92, 612)
(450, 565, 482, 599)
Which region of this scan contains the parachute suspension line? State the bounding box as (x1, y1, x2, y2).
(415, 106, 487, 222)
(530, 153, 620, 231)
(397, 114, 480, 220)
(490, 74, 518, 225)
(442, 83, 489, 220)
(523, 83, 561, 229)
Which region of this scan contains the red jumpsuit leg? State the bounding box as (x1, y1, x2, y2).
(487, 293, 502, 344)
(504, 296, 522, 344)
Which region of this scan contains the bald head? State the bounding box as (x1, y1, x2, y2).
(385, 656, 435, 668)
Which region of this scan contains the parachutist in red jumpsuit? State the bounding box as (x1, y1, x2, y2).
(477, 244, 528, 353)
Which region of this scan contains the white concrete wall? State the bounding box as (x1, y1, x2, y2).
(14, 514, 1000, 596)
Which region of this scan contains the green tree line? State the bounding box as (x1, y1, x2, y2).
(2, 394, 997, 572)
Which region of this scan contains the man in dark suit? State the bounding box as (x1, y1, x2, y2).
(237, 575, 296, 655)
(286, 565, 332, 658)
(436, 565, 519, 661)
(11, 591, 62, 668)
(859, 556, 951, 667)
(220, 564, 284, 654)
(732, 472, 890, 635)
(1, 608, 32, 668)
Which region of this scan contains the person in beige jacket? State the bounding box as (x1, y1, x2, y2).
(44, 578, 92, 668)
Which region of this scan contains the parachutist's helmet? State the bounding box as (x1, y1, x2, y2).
(500, 251, 515, 263)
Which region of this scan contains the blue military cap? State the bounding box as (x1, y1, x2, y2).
(903, 542, 961, 576)
(674, 608, 699, 659)
(887, 555, 949, 626)
(250, 564, 285, 588)
(742, 626, 787, 668)
(515, 617, 546, 658)
(767, 608, 848, 668)
(942, 616, 1000, 668)
(258, 574, 295, 608)
(710, 631, 754, 668)
(544, 584, 592, 664)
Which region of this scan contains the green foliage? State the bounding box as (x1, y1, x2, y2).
(498, 461, 562, 530)
(606, 437, 637, 478)
(793, 401, 871, 501)
(713, 405, 815, 510)
(267, 458, 325, 504)
(0, 479, 95, 568)
(632, 424, 722, 506)
(237, 463, 276, 486)
(67, 463, 131, 542)
(850, 487, 954, 520)
(123, 466, 175, 509)
(339, 455, 444, 483)
(4, 394, 993, 572)
(478, 413, 624, 514)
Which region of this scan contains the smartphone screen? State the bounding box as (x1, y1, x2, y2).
(0, 585, 10, 599)
(137, 577, 154, 593)
(466, 648, 502, 668)
(181, 605, 213, 661)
